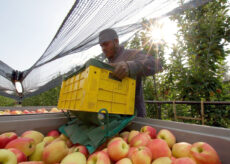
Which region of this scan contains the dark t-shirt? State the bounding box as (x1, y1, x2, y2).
(108, 46, 162, 117)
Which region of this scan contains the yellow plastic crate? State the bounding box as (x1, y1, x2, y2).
(58, 59, 136, 115)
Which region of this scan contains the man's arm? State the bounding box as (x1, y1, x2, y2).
(126, 50, 163, 77)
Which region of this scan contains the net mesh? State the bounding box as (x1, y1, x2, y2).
(0, 0, 212, 100)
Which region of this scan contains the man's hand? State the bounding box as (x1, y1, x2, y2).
(110, 61, 129, 80)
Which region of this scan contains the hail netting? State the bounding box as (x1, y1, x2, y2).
(0, 0, 212, 100)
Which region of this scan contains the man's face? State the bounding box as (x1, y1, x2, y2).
(100, 40, 117, 59)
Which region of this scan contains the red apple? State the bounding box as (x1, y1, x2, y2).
(127, 147, 138, 159)
(130, 133, 150, 147)
(87, 151, 111, 164)
(190, 142, 221, 164)
(107, 137, 123, 147)
(130, 146, 152, 164)
(5, 137, 36, 156)
(172, 142, 192, 158)
(107, 138, 129, 161)
(173, 157, 196, 164)
(22, 110, 31, 114)
(140, 126, 157, 139)
(21, 130, 44, 145)
(72, 145, 89, 157)
(127, 130, 139, 144)
(157, 129, 176, 148)
(36, 109, 42, 113)
(8, 148, 27, 163)
(42, 140, 69, 164)
(147, 139, 171, 160)
(171, 156, 176, 162)
(47, 130, 60, 138)
(0, 132, 18, 148)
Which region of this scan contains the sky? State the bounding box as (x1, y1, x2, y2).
(0, 0, 75, 71)
(0, 0, 229, 72)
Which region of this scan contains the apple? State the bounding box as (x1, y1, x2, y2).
(0, 132, 18, 148)
(171, 156, 176, 162)
(11, 110, 22, 115)
(130, 146, 152, 164)
(102, 148, 108, 155)
(23, 110, 31, 114)
(42, 136, 54, 145)
(42, 140, 69, 164)
(21, 130, 44, 145)
(87, 151, 111, 164)
(127, 130, 139, 144)
(172, 142, 192, 158)
(107, 137, 123, 147)
(173, 157, 196, 164)
(130, 133, 150, 147)
(0, 149, 17, 164)
(119, 131, 129, 142)
(140, 126, 157, 139)
(5, 137, 36, 156)
(157, 129, 176, 148)
(147, 139, 171, 160)
(190, 142, 221, 164)
(47, 130, 60, 138)
(41, 108, 48, 113)
(115, 158, 132, 164)
(127, 147, 138, 159)
(8, 148, 27, 163)
(19, 162, 44, 164)
(107, 138, 129, 161)
(29, 141, 46, 161)
(72, 145, 89, 157)
(60, 152, 86, 164)
(152, 157, 172, 164)
(36, 108, 48, 113)
(36, 109, 43, 113)
(3, 109, 11, 115)
(119, 131, 129, 138)
(58, 134, 73, 148)
(50, 107, 60, 113)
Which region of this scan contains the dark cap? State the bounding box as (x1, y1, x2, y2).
(99, 28, 118, 44)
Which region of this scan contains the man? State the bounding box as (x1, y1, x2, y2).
(99, 28, 162, 117)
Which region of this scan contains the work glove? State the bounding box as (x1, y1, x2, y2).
(110, 61, 129, 80)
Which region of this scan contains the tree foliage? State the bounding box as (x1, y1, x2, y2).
(127, 0, 230, 127)
(21, 86, 60, 106)
(0, 95, 16, 106)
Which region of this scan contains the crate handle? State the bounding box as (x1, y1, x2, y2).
(109, 72, 122, 82)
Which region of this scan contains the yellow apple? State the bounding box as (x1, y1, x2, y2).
(61, 152, 86, 164)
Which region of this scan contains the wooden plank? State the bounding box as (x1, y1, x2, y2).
(173, 101, 177, 121)
(201, 100, 205, 125)
(145, 100, 230, 105)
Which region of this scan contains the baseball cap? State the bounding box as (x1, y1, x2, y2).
(99, 28, 118, 44)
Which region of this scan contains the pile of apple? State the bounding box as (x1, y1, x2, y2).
(0, 108, 61, 115)
(0, 125, 221, 164)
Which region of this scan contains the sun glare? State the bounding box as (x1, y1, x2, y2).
(149, 18, 178, 46)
